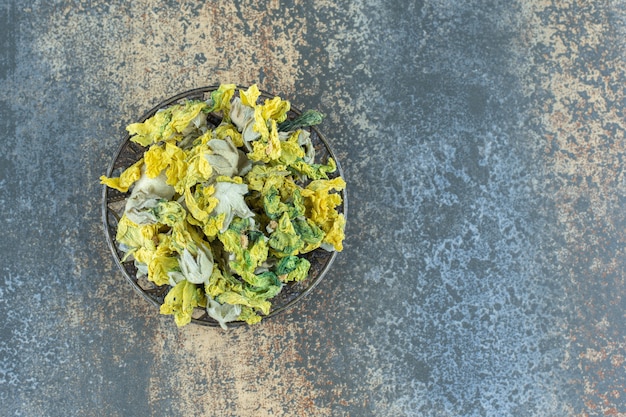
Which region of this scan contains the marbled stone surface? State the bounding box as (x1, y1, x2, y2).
(1, 1, 626, 416)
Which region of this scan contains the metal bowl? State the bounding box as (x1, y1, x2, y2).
(101, 86, 346, 327)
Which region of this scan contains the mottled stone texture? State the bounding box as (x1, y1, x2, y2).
(1, 0, 626, 416)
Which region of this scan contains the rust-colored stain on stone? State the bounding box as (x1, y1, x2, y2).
(33, 1, 307, 108)
(518, 2, 626, 416)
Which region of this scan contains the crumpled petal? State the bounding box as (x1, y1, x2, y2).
(170, 101, 208, 135)
(275, 255, 311, 283)
(177, 245, 214, 285)
(126, 109, 173, 146)
(211, 180, 255, 232)
(100, 159, 144, 193)
(206, 298, 242, 330)
(268, 212, 304, 256)
(208, 84, 236, 117)
(205, 137, 251, 177)
(124, 169, 175, 225)
(239, 84, 261, 107)
(148, 250, 179, 286)
(115, 214, 159, 260)
(215, 122, 244, 147)
(160, 280, 206, 327)
(248, 119, 282, 163)
(301, 177, 346, 252)
(245, 163, 291, 194)
(260, 96, 290, 123)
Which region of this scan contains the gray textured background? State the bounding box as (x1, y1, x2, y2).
(2, 0, 626, 416)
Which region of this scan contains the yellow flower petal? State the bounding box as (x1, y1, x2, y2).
(279, 131, 305, 165)
(322, 213, 346, 252)
(302, 177, 346, 247)
(267, 120, 282, 160)
(126, 109, 173, 146)
(210, 84, 236, 117)
(170, 101, 208, 133)
(202, 214, 226, 239)
(100, 159, 144, 192)
(185, 187, 209, 223)
(160, 280, 205, 327)
(163, 142, 188, 188)
(240, 84, 261, 108)
(215, 123, 244, 147)
(148, 252, 179, 286)
(261, 96, 290, 123)
(248, 120, 282, 163)
(143, 145, 167, 178)
(252, 105, 270, 140)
